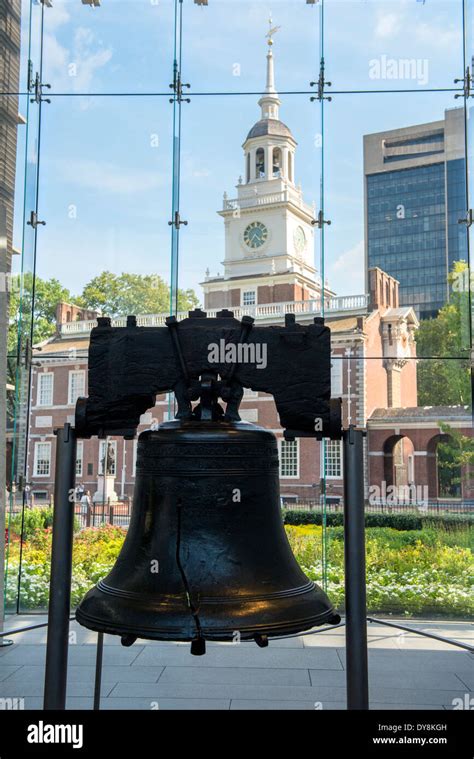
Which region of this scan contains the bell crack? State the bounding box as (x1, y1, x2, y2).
(176, 500, 204, 648)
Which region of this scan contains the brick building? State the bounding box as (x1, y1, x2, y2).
(27, 266, 419, 507)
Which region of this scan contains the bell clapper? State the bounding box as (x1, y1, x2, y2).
(190, 637, 206, 656)
(121, 634, 137, 647)
(254, 634, 269, 648)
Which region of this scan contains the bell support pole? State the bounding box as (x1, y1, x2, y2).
(343, 425, 369, 710)
(43, 423, 77, 710)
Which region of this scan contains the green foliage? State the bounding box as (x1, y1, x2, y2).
(286, 525, 473, 617)
(8, 272, 200, 356)
(8, 507, 79, 541)
(416, 261, 471, 406)
(80, 271, 199, 317)
(5, 520, 472, 616)
(8, 273, 73, 352)
(438, 423, 474, 482)
(282, 509, 474, 532)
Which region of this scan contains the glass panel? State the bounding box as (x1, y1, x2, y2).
(323, 91, 469, 354)
(325, 0, 464, 92)
(179, 94, 322, 311)
(14, 92, 174, 611)
(182, 0, 320, 95)
(3, 1, 44, 614)
(41, 0, 175, 96)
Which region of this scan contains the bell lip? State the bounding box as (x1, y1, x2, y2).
(75, 606, 338, 643)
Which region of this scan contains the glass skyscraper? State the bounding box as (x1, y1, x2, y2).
(364, 108, 467, 320)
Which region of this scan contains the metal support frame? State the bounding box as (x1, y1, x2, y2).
(367, 617, 474, 653)
(93, 633, 104, 710)
(43, 424, 77, 710)
(343, 426, 369, 710)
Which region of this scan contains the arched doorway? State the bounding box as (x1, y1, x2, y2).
(383, 434, 415, 503)
(427, 434, 462, 500)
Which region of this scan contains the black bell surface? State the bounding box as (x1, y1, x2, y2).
(76, 420, 339, 645)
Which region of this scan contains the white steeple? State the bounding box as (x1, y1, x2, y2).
(258, 18, 281, 121)
(207, 18, 322, 301)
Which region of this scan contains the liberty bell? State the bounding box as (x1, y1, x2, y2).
(75, 310, 342, 654)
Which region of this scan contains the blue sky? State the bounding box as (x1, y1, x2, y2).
(12, 0, 466, 303)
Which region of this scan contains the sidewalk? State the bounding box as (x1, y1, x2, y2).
(0, 617, 472, 710)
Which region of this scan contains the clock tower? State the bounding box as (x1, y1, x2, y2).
(202, 22, 324, 311)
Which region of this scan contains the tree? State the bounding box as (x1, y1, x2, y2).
(437, 423, 474, 497)
(80, 272, 199, 317)
(416, 261, 471, 406)
(8, 273, 73, 353)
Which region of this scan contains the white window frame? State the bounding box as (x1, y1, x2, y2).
(98, 439, 117, 476)
(132, 439, 138, 477)
(37, 372, 54, 407)
(68, 370, 86, 406)
(279, 438, 300, 480)
(321, 439, 343, 480)
(241, 290, 257, 307)
(33, 441, 52, 477)
(330, 354, 343, 397)
(76, 440, 84, 477)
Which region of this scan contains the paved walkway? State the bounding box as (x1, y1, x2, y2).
(0, 616, 472, 710)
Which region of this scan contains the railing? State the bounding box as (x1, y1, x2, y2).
(282, 499, 474, 514)
(222, 187, 311, 212)
(60, 294, 370, 336)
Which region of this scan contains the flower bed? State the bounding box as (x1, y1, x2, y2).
(4, 521, 473, 617)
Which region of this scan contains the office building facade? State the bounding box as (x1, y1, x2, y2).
(364, 108, 467, 320)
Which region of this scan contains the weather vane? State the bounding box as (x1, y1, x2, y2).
(266, 14, 281, 47)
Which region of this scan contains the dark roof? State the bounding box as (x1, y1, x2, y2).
(246, 118, 294, 141)
(370, 406, 470, 422)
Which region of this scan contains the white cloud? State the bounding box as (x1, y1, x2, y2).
(374, 11, 403, 39)
(56, 159, 165, 194)
(331, 240, 364, 279)
(43, 24, 113, 94)
(45, 2, 70, 31)
(415, 22, 460, 49)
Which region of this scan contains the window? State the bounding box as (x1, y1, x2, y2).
(272, 147, 282, 177)
(280, 439, 299, 479)
(322, 439, 342, 479)
(242, 290, 256, 306)
(330, 355, 343, 396)
(76, 441, 84, 477)
(98, 439, 117, 476)
(34, 442, 51, 477)
(256, 147, 265, 178)
(68, 370, 85, 405)
(37, 373, 53, 407)
(288, 152, 293, 182)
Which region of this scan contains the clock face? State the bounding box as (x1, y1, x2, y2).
(294, 226, 306, 254)
(243, 221, 268, 250)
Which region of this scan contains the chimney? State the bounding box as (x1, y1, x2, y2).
(368, 267, 399, 312)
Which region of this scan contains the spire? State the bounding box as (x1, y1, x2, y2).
(259, 16, 281, 121)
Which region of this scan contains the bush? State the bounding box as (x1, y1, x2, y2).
(8, 507, 79, 541)
(282, 509, 474, 532)
(9, 508, 55, 541)
(285, 524, 473, 618)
